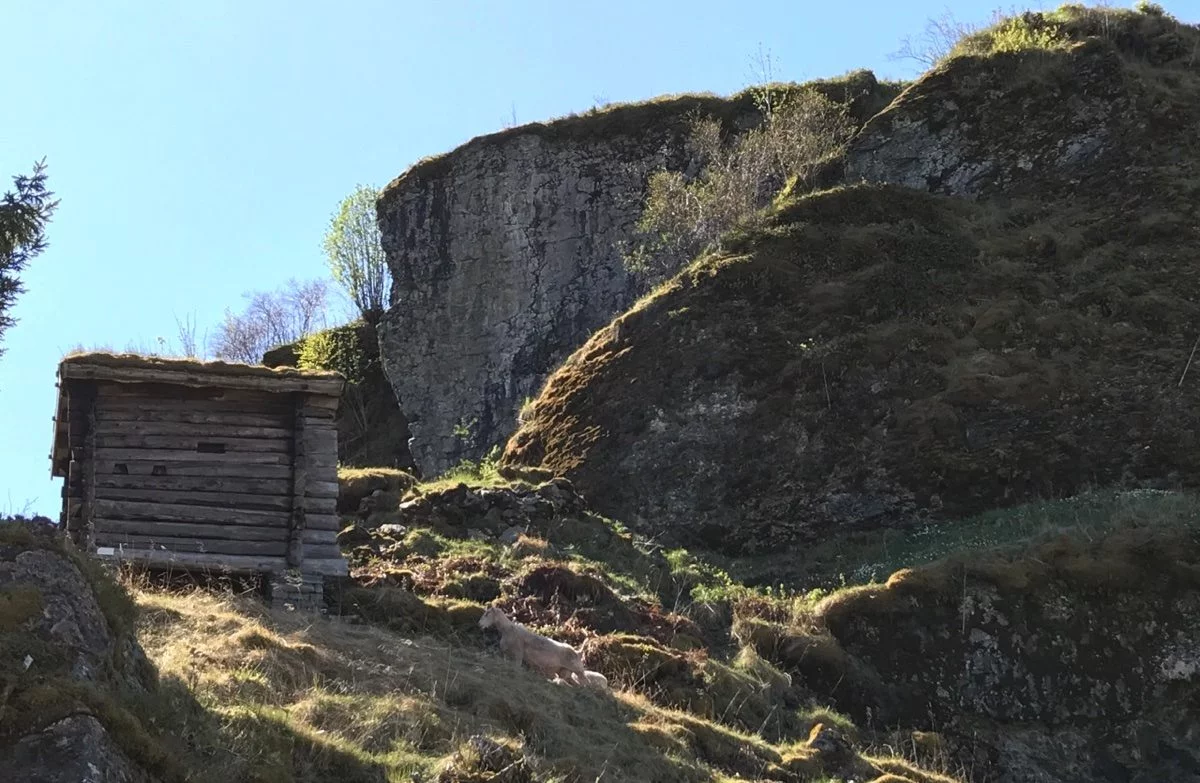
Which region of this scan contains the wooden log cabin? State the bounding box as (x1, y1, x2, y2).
(49, 352, 349, 610)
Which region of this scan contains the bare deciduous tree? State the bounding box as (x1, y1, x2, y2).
(889, 9, 993, 69)
(174, 312, 206, 359)
(209, 278, 330, 364)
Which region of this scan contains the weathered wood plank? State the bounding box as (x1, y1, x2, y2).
(302, 544, 343, 560)
(94, 409, 291, 427)
(310, 463, 341, 482)
(92, 499, 289, 526)
(95, 473, 293, 496)
(92, 484, 336, 515)
(305, 395, 339, 411)
(97, 396, 291, 413)
(63, 364, 344, 395)
(94, 460, 294, 479)
(97, 382, 277, 400)
(94, 448, 290, 465)
(94, 522, 333, 547)
(304, 513, 344, 532)
(302, 529, 337, 545)
(303, 558, 349, 577)
(97, 435, 292, 453)
(96, 548, 289, 574)
(95, 486, 293, 511)
(93, 421, 294, 439)
(307, 452, 338, 469)
(307, 480, 339, 499)
(95, 519, 287, 542)
(94, 533, 288, 557)
(302, 428, 338, 453)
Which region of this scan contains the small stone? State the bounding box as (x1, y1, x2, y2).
(336, 523, 374, 549)
(499, 525, 526, 545)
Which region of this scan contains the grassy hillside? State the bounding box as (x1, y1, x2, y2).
(131, 472, 1200, 782)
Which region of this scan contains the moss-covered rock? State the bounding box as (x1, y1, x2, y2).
(0, 518, 184, 782)
(747, 521, 1200, 782)
(269, 321, 417, 471)
(503, 9, 1200, 555)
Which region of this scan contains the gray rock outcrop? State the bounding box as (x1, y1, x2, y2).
(1, 715, 157, 783)
(375, 74, 900, 476)
(375, 110, 710, 476)
(0, 518, 162, 782)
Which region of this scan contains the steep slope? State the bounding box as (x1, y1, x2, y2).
(328, 466, 1200, 783)
(375, 73, 902, 476)
(742, 506, 1200, 783)
(502, 7, 1200, 554)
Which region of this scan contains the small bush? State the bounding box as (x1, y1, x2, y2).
(949, 12, 1067, 59)
(624, 89, 853, 279)
(297, 321, 376, 385)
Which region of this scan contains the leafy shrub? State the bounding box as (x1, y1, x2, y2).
(949, 12, 1067, 59)
(297, 322, 376, 385)
(624, 88, 853, 279)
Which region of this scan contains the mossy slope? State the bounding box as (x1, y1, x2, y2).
(503, 7, 1200, 555)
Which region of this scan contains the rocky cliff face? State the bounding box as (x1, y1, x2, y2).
(376, 74, 899, 476)
(502, 9, 1200, 554)
(375, 98, 747, 477)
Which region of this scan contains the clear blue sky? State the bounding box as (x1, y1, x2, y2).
(3, 0, 1195, 517)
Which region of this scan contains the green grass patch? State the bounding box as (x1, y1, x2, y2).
(722, 489, 1200, 591)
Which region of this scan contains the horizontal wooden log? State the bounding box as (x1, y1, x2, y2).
(96, 486, 291, 511)
(96, 473, 293, 496)
(304, 513, 344, 532)
(97, 381, 282, 401)
(93, 499, 289, 526)
(304, 394, 340, 409)
(95, 448, 290, 465)
(64, 364, 344, 396)
(302, 544, 343, 561)
(96, 519, 287, 542)
(93, 485, 337, 515)
(302, 428, 337, 452)
(94, 533, 287, 557)
(96, 548, 288, 574)
(94, 409, 291, 427)
(302, 529, 337, 545)
(307, 480, 339, 499)
(303, 557, 349, 577)
(97, 435, 292, 454)
(94, 547, 349, 577)
(97, 520, 332, 546)
(94, 460, 294, 479)
(97, 398, 291, 416)
(93, 421, 294, 439)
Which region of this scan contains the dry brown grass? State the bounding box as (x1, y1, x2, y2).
(130, 584, 961, 783)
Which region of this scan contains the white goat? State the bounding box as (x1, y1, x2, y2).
(478, 606, 608, 689)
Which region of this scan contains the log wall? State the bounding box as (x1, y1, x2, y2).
(71, 380, 346, 576)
